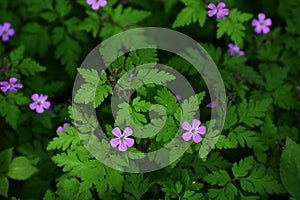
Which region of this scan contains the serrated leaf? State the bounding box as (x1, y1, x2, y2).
(124, 174, 149, 200)
(216, 9, 253, 47)
(172, 0, 207, 28)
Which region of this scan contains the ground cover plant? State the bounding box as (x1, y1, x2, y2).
(0, 0, 300, 199)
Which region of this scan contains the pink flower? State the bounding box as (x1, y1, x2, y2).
(0, 22, 15, 42)
(251, 13, 272, 34)
(110, 127, 135, 152)
(206, 101, 217, 108)
(182, 119, 206, 143)
(0, 77, 23, 93)
(228, 43, 245, 57)
(207, 2, 229, 19)
(56, 123, 71, 132)
(29, 93, 51, 114)
(86, 0, 107, 10)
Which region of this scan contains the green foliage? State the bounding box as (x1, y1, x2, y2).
(172, 0, 207, 28)
(217, 9, 253, 47)
(7, 157, 38, 180)
(124, 174, 149, 200)
(280, 138, 300, 199)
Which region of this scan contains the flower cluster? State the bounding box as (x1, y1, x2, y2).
(228, 43, 245, 57)
(29, 94, 51, 114)
(110, 127, 135, 152)
(56, 123, 71, 132)
(181, 119, 206, 143)
(0, 77, 23, 93)
(207, 2, 229, 19)
(0, 22, 14, 42)
(251, 13, 272, 34)
(86, 0, 107, 10)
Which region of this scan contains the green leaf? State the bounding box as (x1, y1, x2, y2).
(43, 190, 56, 200)
(15, 58, 46, 76)
(232, 156, 254, 178)
(7, 157, 38, 180)
(124, 174, 149, 200)
(280, 138, 300, 199)
(238, 98, 271, 127)
(9, 46, 25, 66)
(216, 9, 253, 47)
(0, 148, 13, 176)
(172, 0, 207, 28)
(203, 170, 231, 186)
(0, 177, 9, 198)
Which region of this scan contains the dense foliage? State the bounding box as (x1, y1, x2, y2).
(0, 0, 300, 199)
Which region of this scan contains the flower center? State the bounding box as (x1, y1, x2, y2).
(3, 30, 7, 35)
(259, 22, 264, 27)
(37, 101, 42, 106)
(191, 129, 195, 133)
(120, 136, 125, 141)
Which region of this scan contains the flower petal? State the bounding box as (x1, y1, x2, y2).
(181, 122, 191, 130)
(36, 106, 44, 114)
(9, 77, 17, 84)
(56, 126, 65, 132)
(86, 0, 94, 5)
(216, 12, 225, 19)
(193, 133, 202, 143)
(2, 35, 9, 42)
(0, 81, 8, 86)
(123, 127, 133, 137)
(118, 142, 128, 151)
(63, 123, 71, 127)
(3, 22, 11, 29)
(8, 29, 14, 36)
(43, 101, 51, 109)
(14, 83, 23, 89)
(251, 19, 259, 27)
(207, 10, 216, 17)
(124, 138, 134, 147)
(99, 0, 107, 7)
(92, 3, 100, 10)
(258, 13, 266, 21)
(182, 132, 193, 141)
(208, 3, 216, 10)
(265, 18, 272, 26)
(254, 26, 263, 34)
(29, 102, 37, 110)
(9, 88, 17, 93)
(198, 126, 206, 134)
(222, 8, 229, 16)
(112, 127, 122, 137)
(217, 2, 226, 9)
(31, 93, 40, 101)
(110, 138, 121, 147)
(40, 94, 48, 102)
(192, 119, 201, 129)
(262, 26, 270, 34)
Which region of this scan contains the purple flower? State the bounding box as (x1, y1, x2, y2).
(251, 13, 272, 34)
(207, 2, 229, 19)
(0, 22, 15, 42)
(29, 93, 51, 114)
(206, 101, 217, 108)
(182, 119, 206, 143)
(86, 0, 107, 10)
(56, 123, 71, 132)
(171, 91, 181, 101)
(110, 127, 135, 152)
(228, 43, 245, 57)
(0, 77, 23, 93)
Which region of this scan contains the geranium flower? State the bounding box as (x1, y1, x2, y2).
(207, 2, 229, 19)
(182, 119, 206, 143)
(56, 123, 71, 132)
(0, 77, 23, 93)
(251, 13, 272, 34)
(206, 101, 217, 108)
(110, 127, 135, 152)
(29, 93, 51, 114)
(0, 22, 14, 42)
(228, 43, 245, 57)
(86, 0, 107, 10)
